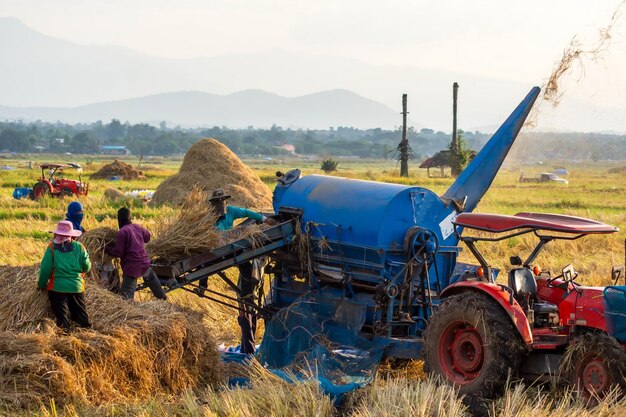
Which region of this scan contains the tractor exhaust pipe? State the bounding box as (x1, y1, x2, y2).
(443, 86, 540, 213)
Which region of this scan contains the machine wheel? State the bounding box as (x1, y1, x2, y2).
(424, 292, 525, 397)
(31, 182, 50, 200)
(61, 187, 74, 197)
(561, 332, 626, 402)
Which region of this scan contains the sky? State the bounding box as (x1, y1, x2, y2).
(1, 0, 625, 130)
(0, 0, 623, 80)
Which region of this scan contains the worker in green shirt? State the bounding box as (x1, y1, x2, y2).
(197, 188, 274, 354)
(38, 220, 92, 330)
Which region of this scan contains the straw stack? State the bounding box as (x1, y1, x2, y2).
(150, 138, 273, 209)
(0, 266, 221, 411)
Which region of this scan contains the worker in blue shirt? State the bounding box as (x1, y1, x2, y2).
(197, 188, 274, 354)
(210, 188, 268, 231)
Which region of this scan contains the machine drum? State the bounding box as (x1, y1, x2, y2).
(424, 292, 525, 397)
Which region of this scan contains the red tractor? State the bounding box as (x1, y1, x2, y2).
(425, 212, 626, 400)
(30, 163, 89, 200)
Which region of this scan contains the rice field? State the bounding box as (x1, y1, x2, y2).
(0, 154, 625, 416)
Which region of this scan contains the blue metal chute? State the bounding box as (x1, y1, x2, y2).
(443, 86, 540, 213)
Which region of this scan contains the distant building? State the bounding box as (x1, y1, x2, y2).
(419, 150, 453, 178)
(419, 150, 477, 178)
(277, 144, 296, 154)
(101, 145, 131, 155)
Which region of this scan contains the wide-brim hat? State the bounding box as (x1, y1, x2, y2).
(209, 188, 231, 201)
(50, 220, 82, 237)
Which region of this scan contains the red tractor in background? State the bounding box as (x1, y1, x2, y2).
(30, 163, 89, 200)
(425, 212, 626, 400)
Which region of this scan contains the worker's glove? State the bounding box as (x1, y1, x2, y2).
(264, 217, 278, 226)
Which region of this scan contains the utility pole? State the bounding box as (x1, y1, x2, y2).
(452, 82, 459, 155)
(399, 93, 409, 177)
(451, 82, 460, 176)
(129, 135, 144, 168)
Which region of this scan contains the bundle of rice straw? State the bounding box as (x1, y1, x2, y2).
(0, 267, 50, 332)
(0, 266, 221, 411)
(102, 188, 126, 202)
(146, 187, 221, 263)
(147, 187, 273, 263)
(78, 227, 118, 265)
(150, 138, 272, 209)
(220, 222, 272, 250)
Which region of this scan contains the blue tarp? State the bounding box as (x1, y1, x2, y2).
(12, 187, 32, 199)
(221, 292, 387, 402)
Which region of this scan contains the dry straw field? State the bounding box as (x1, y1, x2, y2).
(0, 151, 625, 416)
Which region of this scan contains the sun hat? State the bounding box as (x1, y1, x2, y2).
(208, 189, 232, 201)
(50, 220, 82, 238)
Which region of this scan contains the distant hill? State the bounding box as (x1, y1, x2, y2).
(1, 17, 625, 132)
(0, 17, 527, 130)
(0, 89, 400, 129)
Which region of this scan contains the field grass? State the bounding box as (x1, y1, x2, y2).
(0, 153, 625, 416)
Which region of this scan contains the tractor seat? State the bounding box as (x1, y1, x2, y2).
(508, 268, 559, 314)
(508, 268, 537, 302)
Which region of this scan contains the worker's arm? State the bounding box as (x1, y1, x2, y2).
(77, 242, 92, 273)
(142, 226, 151, 244)
(228, 206, 266, 223)
(38, 246, 53, 289)
(105, 229, 126, 258)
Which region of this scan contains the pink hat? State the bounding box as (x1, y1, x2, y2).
(50, 220, 82, 238)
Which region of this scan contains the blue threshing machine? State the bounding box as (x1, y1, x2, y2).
(153, 86, 541, 359)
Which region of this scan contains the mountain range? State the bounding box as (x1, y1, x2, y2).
(0, 17, 624, 131)
(0, 89, 400, 129)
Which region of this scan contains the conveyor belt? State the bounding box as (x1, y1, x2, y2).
(150, 219, 296, 291)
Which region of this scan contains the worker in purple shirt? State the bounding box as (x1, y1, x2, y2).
(105, 207, 166, 301)
(197, 188, 275, 354)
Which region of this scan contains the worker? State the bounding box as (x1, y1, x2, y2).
(38, 220, 91, 331)
(65, 201, 85, 232)
(209, 189, 272, 230)
(197, 188, 274, 354)
(105, 207, 167, 301)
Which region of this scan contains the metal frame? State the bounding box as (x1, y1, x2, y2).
(455, 223, 604, 274)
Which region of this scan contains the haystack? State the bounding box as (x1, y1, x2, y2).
(151, 139, 272, 209)
(102, 188, 126, 202)
(0, 266, 221, 410)
(91, 160, 145, 180)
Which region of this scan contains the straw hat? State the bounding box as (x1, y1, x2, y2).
(50, 220, 82, 237)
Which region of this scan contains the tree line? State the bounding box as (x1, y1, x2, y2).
(0, 119, 625, 161)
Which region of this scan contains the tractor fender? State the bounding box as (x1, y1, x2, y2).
(440, 281, 533, 348)
(39, 179, 53, 188)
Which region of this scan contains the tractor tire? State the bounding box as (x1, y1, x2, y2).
(424, 292, 525, 398)
(560, 332, 626, 402)
(61, 187, 74, 197)
(31, 182, 50, 200)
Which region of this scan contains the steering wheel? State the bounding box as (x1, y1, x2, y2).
(547, 264, 581, 292)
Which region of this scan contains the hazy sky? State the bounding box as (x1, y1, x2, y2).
(1, 0, 624, 81)
(1, 0, 626, 131)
